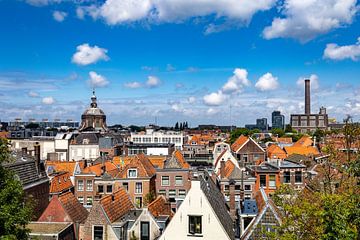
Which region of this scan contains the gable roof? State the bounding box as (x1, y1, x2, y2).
(82, 161, 118, 176)
(200, 174, 235, 239)
(267, 144, 287, 159)
(148, 156, 167, 169)
(58, 192, 88, 223)
(163, 150, 190, 169)
(45, 161, 85, 175)
(115, 154, 156, 178)
(49, 172, 73, 194)
(293, 135, 313, 147)
(100, 188, 134, 223)
(148, 195, 174, 219)
(242, 188, 282, 240)
(284, 145, 320, 157)
(231, 135, 249, 152)
(272, 137, 293, 144)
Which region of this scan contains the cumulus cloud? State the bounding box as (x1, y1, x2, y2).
(146, 76, 161, 88)
(42, 96, 55, 105)
(79, 0, 275, 30)
(88, 71, 109, 87)
(124, 81, 142, 88)
(203, 91, 228, 106)
(28, 91, 40, 98)
(222, 68, 251, 93)
(297, 74, 319, 90)
(72, 43, 109, 66)
(255, 72, 279, 91)
(53, 11, 67, 22)
(263, 0, 358, 42)
(323, 37, 360, 61)
(207, 108, 219, 115)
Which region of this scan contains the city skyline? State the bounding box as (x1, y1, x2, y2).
(1, 0, 360, 126)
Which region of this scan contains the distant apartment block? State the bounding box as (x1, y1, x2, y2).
(272, 111, 285, 130)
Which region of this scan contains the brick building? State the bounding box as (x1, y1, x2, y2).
(231, 135, 266, 167)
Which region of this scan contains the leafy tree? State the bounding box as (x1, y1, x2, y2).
(230, 128, 260, 144)
(0, 139, 33, 240)
(144, 191, 156, 206)
(284, 124, 293, 133)
(271, 128, 285, 137)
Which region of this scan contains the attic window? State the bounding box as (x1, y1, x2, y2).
(128, 169, 137, 178)
(189, 215, 202, 235)
(82, 138, 90, 144)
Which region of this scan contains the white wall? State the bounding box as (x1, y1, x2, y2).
(128, 209, 161, 240)
(159, 181, 231, 240)
(147, 147, 169, 156)
(69, 144, 99, 161)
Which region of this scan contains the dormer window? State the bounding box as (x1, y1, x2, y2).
(82, 138, 89, 144)
(128, 169, 137, 178)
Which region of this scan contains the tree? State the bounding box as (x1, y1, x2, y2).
(0, 138, 33, 240)
(285, 124, 293, 133)
(175, 122, 179, 130)
(271, 128, 285, 137)
(179, 122, 183, 130)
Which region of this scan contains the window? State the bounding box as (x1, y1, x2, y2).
(158, 189, 166, 196)
(260, 175, 266, 187)
(161, 176, 170, 186)
(86, 180, 93, 191)
(107, 185, 113, 193)
(169, 189, 176, 197)
(128, 169, 137, 178)
(269, 175, 276, 188)
(135, 182, 143, 194)
(235, 185, 241, 191)
(189, 215, 202, 235)
(245, 185, 251, 191)
(179, 189, 186, 197)
(141, 222, 150, 240)
(123, 182, 128, 192)
(224, 185, 229, 191)
(86, 196, 93, 206)
(98, 185, 104, 193)
(243, 154, 248, 162)
(77, 180, 84, 191)
(135, 197, 142, 208)
(175, 176, 183, 186)
(295, 171, 302, 183)
(78, 196, 84, 205)
(284, 172, 291, 183)
(93, 226, 104, 240)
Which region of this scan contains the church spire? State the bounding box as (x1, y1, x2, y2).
(90, 88, 97, 108)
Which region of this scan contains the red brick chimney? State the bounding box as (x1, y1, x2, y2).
(220, 160, 226, 179)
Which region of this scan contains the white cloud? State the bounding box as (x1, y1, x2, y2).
(255, 72, 279, 91)
(323, 37, 360, 61)
(296, 74, 319, 90)
(81, 0, 275, 29)
(26, 0, 61, 6)
(28, 91, 40, 98)
(222, 68, 251, 93)
(76, 7, 85, 19)
(97, 0, 152, 25)
(88, 71, 109, 87)
(203, 91, 228, 106)
(263, 0, 358, 42)
(207, 108, 219, 115)
(72, 43, 109, 66)
(146, 76, 161, 88)
(124, 81, 142, 88)
(42, 96, 55, 105)
(53, 11, 67, 22)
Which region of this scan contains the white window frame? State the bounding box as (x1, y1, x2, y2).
(161, 176, 170, 186)
(77, 180, 84, 191)
(128, 169, 138, 178)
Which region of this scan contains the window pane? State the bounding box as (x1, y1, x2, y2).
(189, 216, 202, 234)
(107, 185, 112, 193)
(260, 175, 266, 187)
(175, 176, 183, 185)
(78, 180, 84, 191)
(87, 180, 93, 191)
(295, 171, 302, 183)
(284, 172, 291, 183)
(98, 185, 104, 193)
(269, 175, 276, 187)
(136, 182, 142, 193)
(162, 176, 170, 186)
(94, 226, 103, 240)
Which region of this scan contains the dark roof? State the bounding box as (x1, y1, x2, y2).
(242, 200, 258, 215)
(73, 132, 99, 145)
(27, 222, 72, 234)
(200, 173, 235, 239)
(285, 153, 310, 163)
(4, 158, 48, 188)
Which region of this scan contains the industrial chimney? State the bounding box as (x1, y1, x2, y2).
(305, 79, 311, 115)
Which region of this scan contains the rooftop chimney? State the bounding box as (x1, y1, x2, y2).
(305, 79, 311, 115)
(229, 180, 236, 221)
(220, 160, 226, 179)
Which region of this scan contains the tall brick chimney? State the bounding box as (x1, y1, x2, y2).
(34, 143, 41, 173)
(305, 79, 311, 115)
(220, 160, 225, 179)
(229, 180, 236, 221)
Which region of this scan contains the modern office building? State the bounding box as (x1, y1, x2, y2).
(272, 111, 285, 130)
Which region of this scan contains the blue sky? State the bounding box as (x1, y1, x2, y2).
(0, 0, 360, 126)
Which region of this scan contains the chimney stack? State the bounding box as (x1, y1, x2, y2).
(220, 160, 226, 179)
(34, 143, 41, 173)
(229, 180, 236, 221)
(305, 79, 311, 115)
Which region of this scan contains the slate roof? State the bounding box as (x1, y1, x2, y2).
(148, 195, 174, 219)
(200, 173, 235, 240)
(58, 192, 89, 223)
(4, 158, 48, 189)
(72, 132, 99, 145)
(49, 171, 73, 194)
(285, 153, 311, 163)
(100, 188, 134, 223)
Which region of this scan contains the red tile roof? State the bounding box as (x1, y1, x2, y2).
(116, 154, 156, 178)
(267, 144, 287, 159)
(45, 161, 85, 175)
(100, 188, 134, 223)
(49, 172, 73, 194)
(148, 195, 174, 219)
(284, 146, 320, 156)
(148, 156, 167, 169)
(58, 192, 88, 223)
(82, 161, 118, 176)
(293, 135, 313, 147)
(173, 150, 190, 169)
(231, 135, 249, 152)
